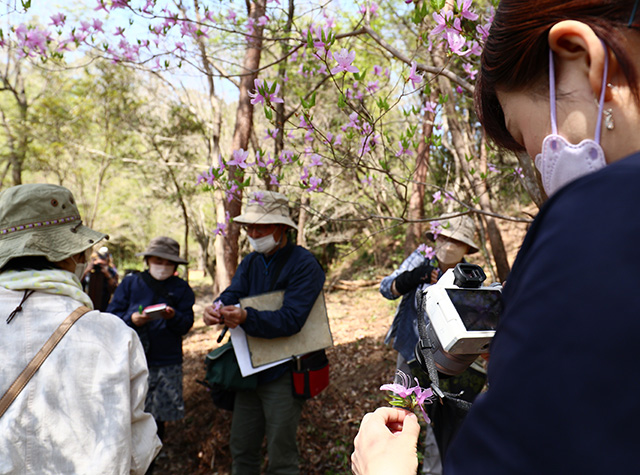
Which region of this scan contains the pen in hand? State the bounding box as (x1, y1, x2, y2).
(217, 325, 228, 343)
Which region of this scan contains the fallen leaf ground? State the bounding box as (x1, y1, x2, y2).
(154, 283, 399, 475)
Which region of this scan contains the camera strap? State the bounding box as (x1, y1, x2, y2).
(416, 291, 472, 412)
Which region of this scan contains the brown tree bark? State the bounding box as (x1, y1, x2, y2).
(431, 50, 511, 281)
(403, 109, 434, 257)
(215, 0, 268, 291)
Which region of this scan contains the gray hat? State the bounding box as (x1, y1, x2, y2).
(0, 183, 108, 269)
(426, 215, 479, 254)
(234, 191, 298, 230)
(136, 236, 188, 264)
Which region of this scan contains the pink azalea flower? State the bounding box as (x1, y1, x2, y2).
(269, 174, 279, 186)
(407, 61, 423, 89)
(446, 31, 468, 55)
(249, 79, 284, 105)
(50, 13, 66, 27)
(213, 221, 227, 237)
(366, 80, 379, 94)
(310, 154, 323, 167)
(422, 100, 437, 114)
(228, 149, 250, 169)
(251, 191, 265, 205)
(257, 15, 269, 27)
(92, 18, 104, 33)
(265, 128, 279, 140)
(417, 244, 436, 260)
(361, 176, 373, 186)
(227, 9, 237, 23)
(430, 221, 442, 240)
(246, 17, 255, 36)
(280, 150, 294, 164)
(380, 371, 434, 423)
(463, 63, 477, 80)
(432, 190, 442, 203)
(373, 64, 383, 76)
(331, 48, 359, 75)
(396, 141, 413, 157)
(457, 0, 479, 21)
(431, 10, 453, 36)
(308, 176, 323, 192)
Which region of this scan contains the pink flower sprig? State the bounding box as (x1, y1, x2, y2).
(380, 370, 434, 423)
(249, 78, 284, 106)
(417, 244, 436, 260)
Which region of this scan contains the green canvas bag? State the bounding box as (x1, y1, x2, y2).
(204, 341, 258, 410)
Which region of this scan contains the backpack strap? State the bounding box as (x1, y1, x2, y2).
(0, 306, 91, 418)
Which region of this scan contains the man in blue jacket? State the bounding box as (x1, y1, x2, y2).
(203, 190, 325, 475)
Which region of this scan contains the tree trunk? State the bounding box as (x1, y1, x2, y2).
(431, 50, 511, 282)
(403, 108, 433, 257)
(297, 194, 309, 247)
(215, 0, 268, 290)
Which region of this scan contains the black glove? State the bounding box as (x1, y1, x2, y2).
(394, 264, 432, 295)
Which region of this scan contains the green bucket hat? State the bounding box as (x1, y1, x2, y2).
(0, 184, 108, 269)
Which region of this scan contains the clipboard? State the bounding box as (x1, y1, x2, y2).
(239, 290, 333, 367)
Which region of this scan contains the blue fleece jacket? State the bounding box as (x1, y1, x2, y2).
(217, 241, 325, 383)
(107, 271, 195, 367)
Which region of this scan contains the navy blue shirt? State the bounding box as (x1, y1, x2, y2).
(217, 242, 325, 383)
(445, 152, 640, 473)
(107, 271, 195, 367)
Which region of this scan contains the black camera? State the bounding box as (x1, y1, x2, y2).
(415, 263, 502, 376)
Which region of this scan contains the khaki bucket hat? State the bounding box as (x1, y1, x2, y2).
(0, 183, 108, 269)
(136, 236, 188, 265)
(234, 191, 298, 230)
(426, 214, 479, 254)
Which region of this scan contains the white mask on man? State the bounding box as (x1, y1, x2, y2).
(436, 241, 467, 265)
(249, 234, 279, 254)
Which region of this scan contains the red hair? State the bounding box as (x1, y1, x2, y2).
(476, 0, 640, 151)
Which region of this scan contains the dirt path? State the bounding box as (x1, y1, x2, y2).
(154, 284, 399, 475)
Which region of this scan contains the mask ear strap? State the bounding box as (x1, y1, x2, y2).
(594, 40, 609, 145)
(549, 41, 609, 143)
(549, 48, 558, 135)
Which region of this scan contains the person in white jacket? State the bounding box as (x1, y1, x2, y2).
(0, 183, 161, 474)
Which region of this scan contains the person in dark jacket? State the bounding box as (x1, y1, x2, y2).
(203, 191, 325, 475)
(107, 236, 194, 451)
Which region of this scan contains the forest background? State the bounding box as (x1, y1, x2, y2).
(0, 0, 541, 472)
(0, 0, 540, 289)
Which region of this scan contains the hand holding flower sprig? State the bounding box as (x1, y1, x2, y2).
(380, 370, 435, 423)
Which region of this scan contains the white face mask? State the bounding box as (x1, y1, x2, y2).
(436, 241, 467, 265)
(249, 234, 279, 254)
(149, 263, 174, 281)
(534, 46, 609, 197)
(71, 254, 88, 281)
(74, 262, 87, 281)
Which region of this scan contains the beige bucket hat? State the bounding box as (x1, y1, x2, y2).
(426, 214, 479, 254)
(0, 183, 108, 269)
(234, 191, 298, 230)
(136, 236, 188, 265)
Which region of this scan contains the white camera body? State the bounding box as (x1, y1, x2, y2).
(422, 267, 502, 355)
